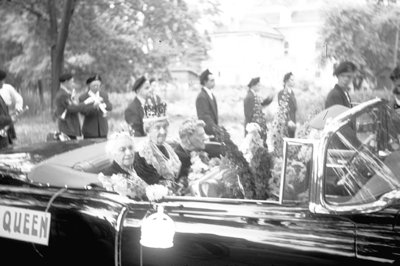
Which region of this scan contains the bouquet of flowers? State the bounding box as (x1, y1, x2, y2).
(186, 151, 223, 197)
(98, 172, 147, 199)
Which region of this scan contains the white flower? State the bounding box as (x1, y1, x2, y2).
(146, 184, 169, 201)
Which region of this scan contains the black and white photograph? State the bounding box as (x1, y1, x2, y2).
(0, 0, 400, 265)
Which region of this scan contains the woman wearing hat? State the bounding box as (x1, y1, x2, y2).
(278, 72, 297, 138)
(124, 76, 151, 137)
(79, 74, 113, 139)
(325, 61, 357, 109)
(133, 103, 181, 193)
(243, 77, 273, 135)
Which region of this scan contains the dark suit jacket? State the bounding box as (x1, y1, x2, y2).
(54, 88, 85, 137)
(124, 97, 145, 137)
(79, 90, 113, 138)
(325, 84, 352, 109)
(196, 88, 218, 136)
(0, 96, 12, 149)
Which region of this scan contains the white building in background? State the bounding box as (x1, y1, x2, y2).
(202, 0, 336, 90)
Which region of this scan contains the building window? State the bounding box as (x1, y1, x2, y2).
(284, 41, 289, 55)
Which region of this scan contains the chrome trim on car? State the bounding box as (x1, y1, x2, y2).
(114, 206, 128, 266)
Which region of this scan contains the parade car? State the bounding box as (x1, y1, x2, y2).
(0, 98, 400, 266)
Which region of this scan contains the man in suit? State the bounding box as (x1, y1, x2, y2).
(243, 77, 273, 135)
(196, 69, 218, 137)
(124, 76, 151, 137)
(325, 61, 357, 109)
(79, 74, 113, 139)
(0, 94, 14, 149)
(0, 69, 23, 143)
(53, 73, 86, 140)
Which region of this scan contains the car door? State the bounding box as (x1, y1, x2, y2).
(121, 199, 356, 266)
(121, 140, 356, 266)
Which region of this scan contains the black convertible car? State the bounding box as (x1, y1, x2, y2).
(0, 98, 400, 266)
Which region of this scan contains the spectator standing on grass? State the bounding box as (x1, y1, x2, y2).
(0, 69, 23, 144)
(53, 73, 86, 140)
(124, 76, 151, 137)
(243, 77, 273, 136)
(79, 74, 112, 139)
(325, 61, 357, 109)
(196, 69, 219, 139)
(0, 92, 14, 149)
(278, 72, 297, 138)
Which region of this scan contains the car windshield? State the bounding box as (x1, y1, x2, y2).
(324, 104, 400, 206)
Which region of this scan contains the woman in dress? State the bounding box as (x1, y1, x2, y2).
(133, 102, 181, 193)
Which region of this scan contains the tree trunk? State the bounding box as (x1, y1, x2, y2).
(48, 0, 76, 110)
(37, 79, 44, 106)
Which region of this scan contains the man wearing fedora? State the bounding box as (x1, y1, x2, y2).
(325, 61, 357, 109)
(124, 76, 151, 137)
(196, 69, 218, 138)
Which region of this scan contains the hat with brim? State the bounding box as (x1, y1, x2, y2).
(333, 61, 357, 76)
(248, 77, 260, 88)
(86, 74, 102, 85)
(310, 105, 350, 130)
(59, 73, 73, 83)
(132, 76, 147, 92)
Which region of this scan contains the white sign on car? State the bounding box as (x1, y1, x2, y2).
(0, 205, 51, 245)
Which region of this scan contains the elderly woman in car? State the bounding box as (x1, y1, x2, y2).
(133, 102, 181, 192)
(98, 131, 167, 200)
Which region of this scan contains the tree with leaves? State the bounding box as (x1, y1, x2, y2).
(0, 0, 218, 106)
(318, 2, 400, 88)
